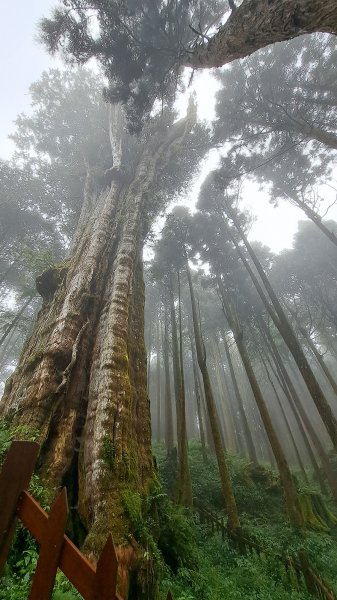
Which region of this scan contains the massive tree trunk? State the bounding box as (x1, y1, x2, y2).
(0, 107, 195, 596)
(184, 0, 337, 69)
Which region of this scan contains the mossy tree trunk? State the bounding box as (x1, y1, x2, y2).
(0, 108, 195, 597)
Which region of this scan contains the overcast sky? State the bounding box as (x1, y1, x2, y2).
(1, 2, 336, 254)
(0, 0, 58, 157)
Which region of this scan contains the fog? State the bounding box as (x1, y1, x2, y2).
(1, 3, 337, 599)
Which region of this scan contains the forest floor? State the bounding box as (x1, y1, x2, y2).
(156, 443, 337, 600)
(1, 423, 337, 600)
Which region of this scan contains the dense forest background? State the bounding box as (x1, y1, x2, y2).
(1, 2, 337, 599)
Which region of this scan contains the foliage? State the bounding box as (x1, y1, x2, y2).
(156, 441, 283, 518)
(214, 34, 337, 201)
(40, 0, 225, 131)
(121, 484, 198, 574)
(155, 443, 337, 600)
(2, 429, 337, 599)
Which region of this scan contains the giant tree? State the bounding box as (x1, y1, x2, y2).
(0, 68, 207, 595)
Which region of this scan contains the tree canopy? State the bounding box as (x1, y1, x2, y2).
(40, 0, 337, 130)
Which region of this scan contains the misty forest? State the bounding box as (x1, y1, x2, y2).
(2, 1, 337, 599)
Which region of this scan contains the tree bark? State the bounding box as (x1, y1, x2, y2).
(184, 0, 337, 69)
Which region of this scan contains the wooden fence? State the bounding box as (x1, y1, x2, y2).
(3, 439, 334, 600)
(193, 497, 226, 541)
(194, 497, 337, 600)
(0, 440, 173, 600)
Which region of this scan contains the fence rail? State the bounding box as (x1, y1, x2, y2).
(0, 440, 173, 600)
(2, 439, 334, 600)
(193, 496, 337, 600)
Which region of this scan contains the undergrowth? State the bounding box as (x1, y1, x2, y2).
(0, 420, 81, 600)
(154, 441, 337, 600)
(1, 422, 337, 600)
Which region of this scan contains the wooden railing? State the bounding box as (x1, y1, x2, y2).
(193, 497, 337, 600)
(193, 497, 226, 541)
(4, 439, 333, 600)
(0, 440, 173, 600)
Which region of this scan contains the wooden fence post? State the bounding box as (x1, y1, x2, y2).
(94, 535, 119, 600)
(0, 440, 39, 574)
(29, 488, 68, 599)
